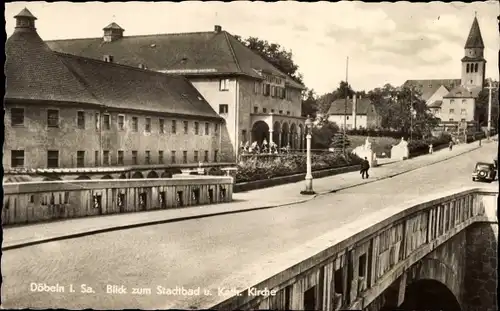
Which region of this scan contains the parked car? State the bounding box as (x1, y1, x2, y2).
(472, 162, 497, 182)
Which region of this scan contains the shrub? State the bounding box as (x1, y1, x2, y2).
(207, 167, 225, 176)
(235, 152, 362, 183)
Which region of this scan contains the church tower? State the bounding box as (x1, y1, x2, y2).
(461, 14, 486, 89)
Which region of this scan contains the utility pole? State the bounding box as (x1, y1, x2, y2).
(486, 80, 497, 140)
(410, 88, 413, 141)
(343, 56, 349, 155)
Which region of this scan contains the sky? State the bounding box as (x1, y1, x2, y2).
(5, 1, 499, 95)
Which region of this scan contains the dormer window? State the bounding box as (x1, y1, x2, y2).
(103, 55, 113, 63)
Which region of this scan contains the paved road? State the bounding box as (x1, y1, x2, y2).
(1, 143, 497, 310)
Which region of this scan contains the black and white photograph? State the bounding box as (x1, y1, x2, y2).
(2, 1, 499, 310)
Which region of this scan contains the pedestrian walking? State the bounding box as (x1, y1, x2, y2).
(449, 141, 453, 151)
(361, 157, 370, 179)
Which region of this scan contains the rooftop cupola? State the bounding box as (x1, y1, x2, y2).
(103, 22, 124, 42)
(14, 8, 37, 32)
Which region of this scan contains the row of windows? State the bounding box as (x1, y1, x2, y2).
(466, 63, 480, 73)
(10, 149, 220, 168)
(448, 118, 466, 122)
(448, 109, 467, 115)
(253, 106, 291, 115)
(449, 99, 467, 105)
(9, 108, 220, 135)
(217, 78, 293, 101)
(256, 83, 287, 99)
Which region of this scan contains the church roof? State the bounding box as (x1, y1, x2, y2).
(443, 85, 482, 99)
(464, 16, 485, 49)
(403, 79, 460, 101)
(328, 98, 373, 115)
(45, 27, 304, 89)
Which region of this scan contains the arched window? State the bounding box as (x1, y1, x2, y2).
(466, 64, 470, 73)
(474, 63, 478, 72)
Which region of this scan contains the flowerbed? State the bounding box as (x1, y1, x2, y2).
(234, 152, 363, 183)
(408, 134, 452, 157)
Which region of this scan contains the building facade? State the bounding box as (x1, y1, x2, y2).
(5, 9, 223, 175)
(404, 16, 487, 125)
(46, 24, 306, 159)
(327, 95, 381, 130)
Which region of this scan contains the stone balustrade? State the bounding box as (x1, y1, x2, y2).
(2, 176, 233, 226)
(210, 186, 497, 311)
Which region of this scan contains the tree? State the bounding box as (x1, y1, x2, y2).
(316, 81, 357, 115)
(234, 35, 304, 84)
(302, 89, 318, 117)
(311, 118, 340, 149)
(475, 80, 499, 128)
(367, 84, 439, 135)
(330, 132, 351, 149)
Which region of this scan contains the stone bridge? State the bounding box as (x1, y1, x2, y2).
(210, 186, 498, 311)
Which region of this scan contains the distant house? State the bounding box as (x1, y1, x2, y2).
(403, 16, 487, 126)
(327, 95, 381, 130)
(46, 23, 306, 159)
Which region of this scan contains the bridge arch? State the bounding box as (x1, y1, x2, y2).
(76, 175, 91, 180)
(400, 279, 462, 311)
(101, 175, 113, 180)
(119, 173, 127, 179)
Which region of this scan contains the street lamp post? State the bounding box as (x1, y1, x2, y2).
(301, 116, 315, 195)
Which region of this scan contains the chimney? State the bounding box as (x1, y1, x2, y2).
(214, 25, 222, 33)
(103, 22, 124, 42)
(352, 94, 357, 130)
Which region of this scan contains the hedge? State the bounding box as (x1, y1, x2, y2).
(234, 152, 363, 183)
(347, 128, 423, 140)
(408, 134, 451, 157)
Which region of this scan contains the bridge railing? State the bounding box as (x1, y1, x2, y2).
(210, 187, 498, 311)
(2, 176, 233, 226)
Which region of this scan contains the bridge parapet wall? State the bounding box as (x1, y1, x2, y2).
(2, 176, 233, 226)
(210, 186, 498, 311)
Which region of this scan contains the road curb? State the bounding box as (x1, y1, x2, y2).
(1, 145, 482, 251)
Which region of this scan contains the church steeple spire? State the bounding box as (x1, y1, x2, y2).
(464, 15, 484, 49)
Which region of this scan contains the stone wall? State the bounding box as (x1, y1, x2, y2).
(2, 177, 233, 226)
(464, 222, 498, 311)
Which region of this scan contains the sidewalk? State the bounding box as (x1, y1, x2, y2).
(2, 140, 490, 250)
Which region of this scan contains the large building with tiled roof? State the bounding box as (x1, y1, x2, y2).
(327, 94, 382, 130)
(4, 8, 225, 176)
(403, 15, 487, 126)
(45, 21, 307, 157)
